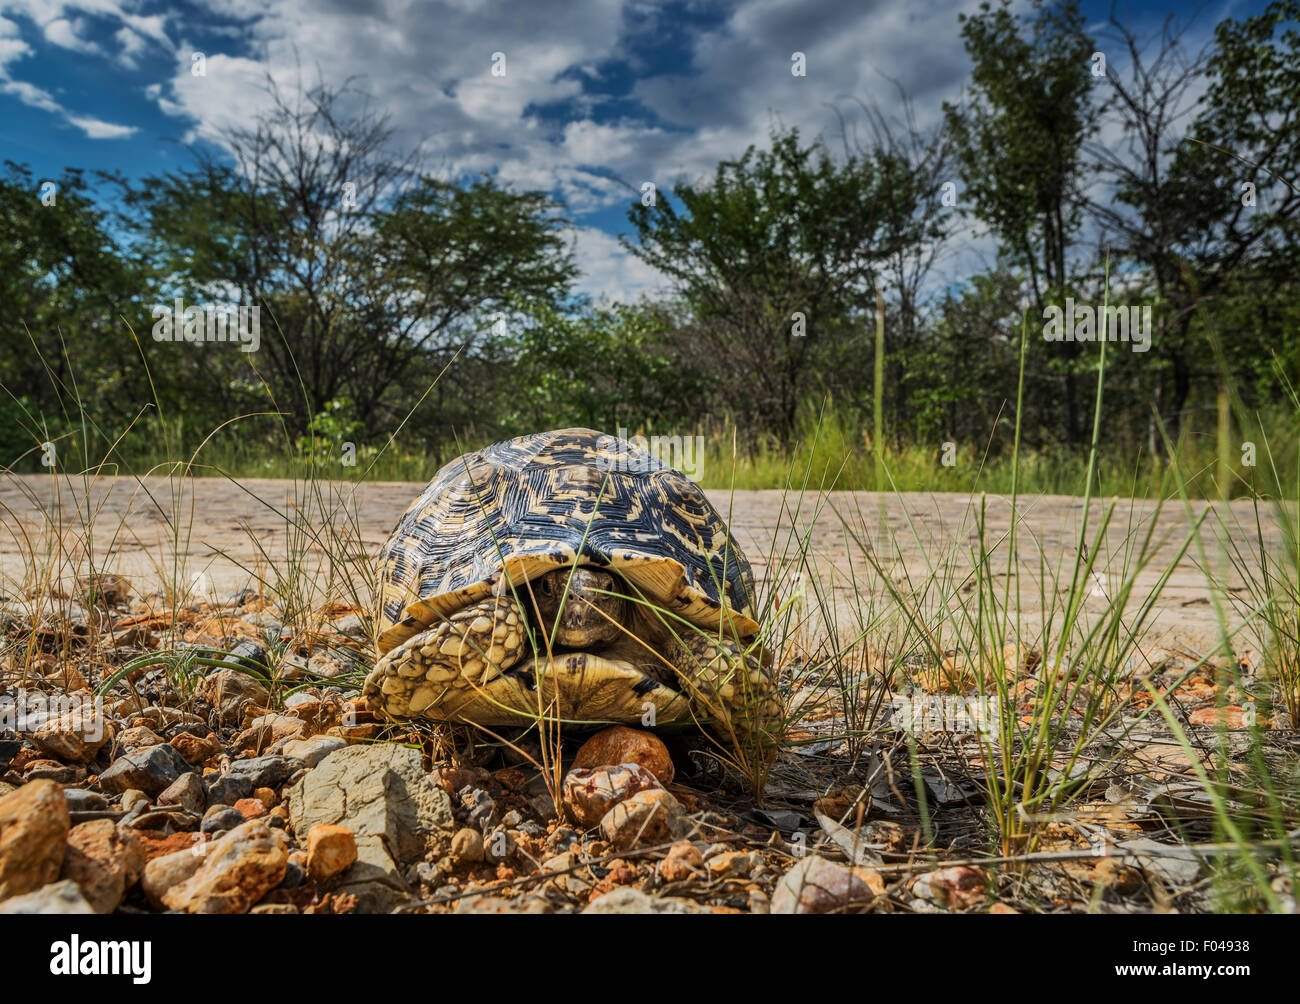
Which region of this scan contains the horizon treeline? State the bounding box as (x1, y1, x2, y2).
(2, 0, 1297, 482)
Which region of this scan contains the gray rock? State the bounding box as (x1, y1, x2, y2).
(287, 743, 455, 911)
(201, 805, 245, 834)
(279, 860, 306, 888)
(63, 789, 108, 812)
(0, 879, 95, 914)
(0, 740, 22, 771)
(227, 754, 300, 789)
(281, 735, 345, 768)
(25, 763, 81, 784)
(332, 614, 367, 638)
(203, 773, 253, 806)
(157, 773, 206, 814)
(463, 789, 498, 832)
(97, 745, 191, 797)
(225, 640, 270, 674)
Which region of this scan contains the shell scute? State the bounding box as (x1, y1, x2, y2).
(376, 428, 757, 654)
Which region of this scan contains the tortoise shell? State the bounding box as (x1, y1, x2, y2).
(376, 428, 759, 655)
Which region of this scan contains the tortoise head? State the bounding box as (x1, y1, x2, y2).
(529, 566, 630, 648)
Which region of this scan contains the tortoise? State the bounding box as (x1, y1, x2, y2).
(362, 427, 778, 731)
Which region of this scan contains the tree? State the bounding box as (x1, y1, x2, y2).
(0, 163, 152, 467)
(128, 78, 576, 440)
(945, 0, 1097, 444)
(624, 127, 917, 442)
(833, 87, 957, 440)
(1085, 8, 1214, 453)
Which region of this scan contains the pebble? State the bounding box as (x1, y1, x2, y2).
(169, 731, 221, 766)
(225, 640, 271, 674)
(227, 755, 299, 789)
(562, 764, 662, 827)
(451, 827, 485, 864)
(599, 788, 687, 851)
(545, 827, 580, 854)
(771, 856, 884, 914)
(157, 773, 206, 814)
(202, 805, 245, 834)
(161, 818, 289, 914)
(203, 772, 254, 806)
(33, 707, 114, 763)
(240, 713, 308, 748)
(98, 745, 192, 797)
(572, 726, 675, 784)
(0, 879, 94, 914)
(306, 824, 358, 882)
(656, 840, 705, 883)
(280, 860, 307, 888)
(24, 761, 81, 784)
(463, 788, 498, 832)
(141, 845, 204, 908)
(483, 826, 517, 863)
(281, 735, 345, 768)
(63, 789, 109, 812)
(121, 789, 151, 813)
(235, 797, 268, 820)
(707, 847, 759, 879)
(912, 866, 986, 910)
(114, 725, 165, 752)
(0, 780, 71, 902)
(197, 667, 270, 725)
(60, 818, 144, 913)
(582, 887, 702, 914)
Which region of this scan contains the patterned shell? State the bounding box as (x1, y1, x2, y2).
(376, 428, 760, 654)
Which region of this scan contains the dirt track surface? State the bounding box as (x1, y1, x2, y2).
(0, 474, 1288, 653)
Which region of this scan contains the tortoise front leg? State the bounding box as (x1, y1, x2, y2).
(364, 595, 529, 720)
(669, 632, 781, 735)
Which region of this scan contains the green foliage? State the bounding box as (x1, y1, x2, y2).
(2, 11, 1298, 491)
(625, 127, 915, 439)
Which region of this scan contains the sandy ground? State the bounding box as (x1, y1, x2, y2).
(0, 473, 1289, 654)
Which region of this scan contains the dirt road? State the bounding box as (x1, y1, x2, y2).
(0, 473, 1288, 653)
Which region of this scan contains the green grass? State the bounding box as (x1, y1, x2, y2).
(15, 401, 1292, 499)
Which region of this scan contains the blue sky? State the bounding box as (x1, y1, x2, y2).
(0, 0, 1263, 299)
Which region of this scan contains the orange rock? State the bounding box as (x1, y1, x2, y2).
(169, 731, 221, 766)
(137, 831, 208, 862)
(1189, 705, 1259, 729)
(305, 823, 357, 883)
(235, 798, 268, 820)
(0, 780, 70, 901)
(572, 726, 674, 784)
(657, 841, 705, 883)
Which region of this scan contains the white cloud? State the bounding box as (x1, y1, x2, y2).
(114, 25, 148, 67)
(567, 226, 667, 303)
(0, 2, 153, 138)
(43, 16, 101, 55)
(66, 113, 137, 138)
